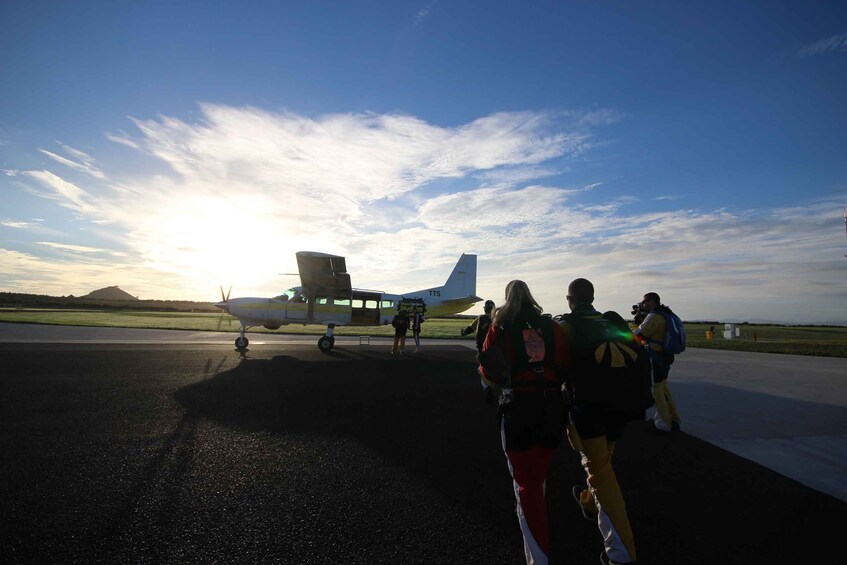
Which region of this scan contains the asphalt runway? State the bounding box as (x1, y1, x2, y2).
(1, 326, 846, 564)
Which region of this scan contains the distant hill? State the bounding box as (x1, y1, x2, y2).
(80, 286, 138, 301)
(0, 292, 217, 313)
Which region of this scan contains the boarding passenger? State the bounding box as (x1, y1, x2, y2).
(461, 299, 495, 353)
(560, 278, 643, 565)
(391, 309, 409, 355)
(478, 281, 569, 565)
(410, 307, 425, 353)
(633, 292, 683, 434)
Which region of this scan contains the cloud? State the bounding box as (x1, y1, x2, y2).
(0, 247, 155, 297)
(795, 32, 847, 58)
(36, 241, 125, 256)
(20, 170, 97, 213)
(2, 220, 33, 228)
(39, 145, 106, 179)
(105, 132, 141, 149)
(3, 105, 616, 299)
(4, 103, 846, 323)
(413, 1, 436, 26)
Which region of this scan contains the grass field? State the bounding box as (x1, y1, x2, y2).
(1, 308, 846, 357)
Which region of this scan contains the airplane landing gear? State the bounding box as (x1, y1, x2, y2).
(318, 324, 336, 352)
(235, 327, 249, 350)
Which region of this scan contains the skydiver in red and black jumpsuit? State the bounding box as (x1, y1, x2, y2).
(479, 280, 569, 565)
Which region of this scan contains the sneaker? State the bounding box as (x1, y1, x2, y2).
(399, 350, 404, 355)
(572, 485, 596, 521)
(645, 422, 670, 435)
(600, 550, 636, 565)
(414, 347, 420, 353)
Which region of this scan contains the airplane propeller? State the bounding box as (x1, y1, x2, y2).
(216, 285, 233, 331)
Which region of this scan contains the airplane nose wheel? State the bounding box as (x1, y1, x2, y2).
(235, 336, 249, 349)
(318, 336, 335, 352)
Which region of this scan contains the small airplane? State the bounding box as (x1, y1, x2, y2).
(216, 251, 481, 351)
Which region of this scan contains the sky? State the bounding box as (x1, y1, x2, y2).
(1, 0, 846, 325)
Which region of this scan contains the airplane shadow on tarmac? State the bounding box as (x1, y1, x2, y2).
(171, 349, 847, 565)
(173, 348, 550, 561)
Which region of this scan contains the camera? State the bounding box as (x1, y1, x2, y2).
(631, 303, 649, 323)
(498, 387, 514, 408)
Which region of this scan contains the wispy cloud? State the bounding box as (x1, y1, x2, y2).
(795, 32, 847, 58)
(105, 132, 140, 149)
(38, 145, 106, 179)
(413, 1, 436, 26)
(20, 170, 96, 213)
(1, 220, 33, 228)
(0, 247, 154, 296)
(3, 104, 845, 322)
(36, 241, 124, 255)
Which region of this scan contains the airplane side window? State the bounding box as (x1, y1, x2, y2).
(334, 298, 351, 306)
(365, 300, 377, 309)
(380, 300, 393, 308)
(352, 299, 364, 308)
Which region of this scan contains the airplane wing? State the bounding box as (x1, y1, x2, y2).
(295, 251, 352, 297)
(440, 295, 483, 307)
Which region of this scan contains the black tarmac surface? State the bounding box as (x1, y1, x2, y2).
(1, 343, 844, 564)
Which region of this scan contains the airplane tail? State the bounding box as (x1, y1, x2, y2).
(398, 254, 480, 316)
(442, 253, 478, 299)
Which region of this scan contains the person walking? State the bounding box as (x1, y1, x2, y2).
(391, 309, 409, 355)
(461, 299, 496, 353)
(633, 292, 682, 433)
(478, 281, 569, 565)
(560, 278, 642, 565)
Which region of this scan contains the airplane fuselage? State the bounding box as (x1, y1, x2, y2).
(220, 289, 479, 330)
(216, 252, 480, 350)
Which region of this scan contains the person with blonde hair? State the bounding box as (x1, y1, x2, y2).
(479, 280, 570, 565)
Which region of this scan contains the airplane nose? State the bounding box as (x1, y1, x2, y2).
(215, 301, 229, 312)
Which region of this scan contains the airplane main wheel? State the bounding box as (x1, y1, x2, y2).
(235, 336, 249, 349)
(318, 336, 334, 352)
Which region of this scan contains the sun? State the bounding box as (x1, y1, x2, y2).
(130, 193, 300, 298)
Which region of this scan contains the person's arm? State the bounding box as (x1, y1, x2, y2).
(551, 321, 571, 372)
(478, 324, 502, 386)
(462, 316, 480, 335)
(634, 313, 663, 346)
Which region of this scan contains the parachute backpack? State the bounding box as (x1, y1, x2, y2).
(654, 309, 686, 354)
(562, 310, 654, 415)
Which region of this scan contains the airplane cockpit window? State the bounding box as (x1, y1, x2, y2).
(274, 288, 305, 303)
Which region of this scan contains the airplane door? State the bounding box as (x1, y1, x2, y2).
(285, 299, 308, 320)
(351, 291, 381, 325)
